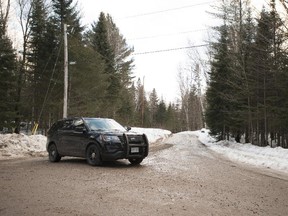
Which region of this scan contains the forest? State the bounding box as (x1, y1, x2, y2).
(0, 0, 288, 149)
(206, 0, 288, 148)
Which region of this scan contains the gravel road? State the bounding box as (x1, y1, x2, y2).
(1, 134, 288, 216)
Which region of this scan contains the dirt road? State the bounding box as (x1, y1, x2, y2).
(1, 134, 288, 216)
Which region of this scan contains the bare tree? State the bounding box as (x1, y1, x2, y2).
(177, 66, 192, 131)
(0, 0, 10, 33)
(278, 0, 288, 14)
(14, 0, 33, 133)
(177, 42, 208, 131)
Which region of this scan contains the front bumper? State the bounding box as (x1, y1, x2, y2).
(101, 133, 149, 161)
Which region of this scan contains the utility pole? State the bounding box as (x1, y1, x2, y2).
(141, 76, 145, 126)
(63, 23, 68, 118)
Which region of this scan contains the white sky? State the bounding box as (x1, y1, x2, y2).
(79, 0, 218, 102)
(8, 0, 280, 102)
(79, 0, 279, 102)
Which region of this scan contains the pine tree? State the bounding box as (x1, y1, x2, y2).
(51, 0, 83, 38)
(269, 0, 288, 148)
(89, 12, 134, 118)
(49, 0, 86, 119)
(166, 103, 181, 132)
(134, 78, 147, 126)
(68, 43, 107, 117)
(105, 14, 134, 89)
(90, 12, 119, 117)
(0, 16, 17, 131)
(239, 6, 255, 143)
(155, 100, 167, 128)
(206, 0, 258, 141)
(26, 0, 51, 128)
(205, 23, 233, 140)
(90, 12, 115, 73)
(250, 9, 274, 146)
(206, 0, 288, 147)
(148, 88, 159, 126)
(188, 89, 204, 130)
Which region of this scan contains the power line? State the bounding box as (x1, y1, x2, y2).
(128, 28, 208, 41)
(133, 44, 209, 55)
(38, 40, 64, 123)
(121, 1, 215, 19)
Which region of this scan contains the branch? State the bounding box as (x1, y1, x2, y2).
(4, 0, 10, 29)
(0, 0, 10, 33)
(279, 0, 288, 14)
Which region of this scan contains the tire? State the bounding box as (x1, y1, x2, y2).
(128, 158, 143, 165)
(86, 144, 102, 166)
(48, 144, 61, 162)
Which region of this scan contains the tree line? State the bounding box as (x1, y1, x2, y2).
(3, 0, 287, 147)
(205, 0, 288, 148)
(0, 0, 204, 134)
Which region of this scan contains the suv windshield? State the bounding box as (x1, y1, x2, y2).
(83, 118, 126, 132)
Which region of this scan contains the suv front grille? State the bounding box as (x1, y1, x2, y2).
(127, 135, 144, 144)
(123, 134, 148, 157)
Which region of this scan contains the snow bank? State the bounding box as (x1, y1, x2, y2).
(0, 133, 47, 159)
(196, 129, 288, 174)
(162, 131, 199, 145)
(131, 127, 172, 143)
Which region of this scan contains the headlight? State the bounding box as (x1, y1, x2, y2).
(101, 135, 121, 143)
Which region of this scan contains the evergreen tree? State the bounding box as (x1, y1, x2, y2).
(239, 6, 255, 143)
(90, 12, 119, 117)
(268, 0, 288, 147)
(116, 86, 136, 125)
(205, 23, 233, 140)
(206, 0, 257, 141)
(250, 9, 274, 146)
(51, 0, 83, 38)
(68, 43, 107, 117)
(89, 12, 134, 118)
(166, 103, 181, 132)
(48, 0, 86, 119)
(206, 0, 288, 147)
(134, 78, 148, 126)
(26, 0, 50, 127)
(188, 89, 204, 130)
(148, 88, 159, 126)
(0, 17, 17, 131)
(105, 14, 134, 89)
(155, 100, 167, 128)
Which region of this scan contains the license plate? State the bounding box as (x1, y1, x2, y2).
(131, 147, 139, 153)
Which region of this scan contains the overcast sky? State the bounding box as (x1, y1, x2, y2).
(79, 0, 220, 102)
(82, 0, 286, 103)
(9, 0, 278, 102)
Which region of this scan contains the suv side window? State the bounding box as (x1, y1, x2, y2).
(48, 121, 64, 135)
(62, 119, 74, 131)
(73, 119, 85, 131)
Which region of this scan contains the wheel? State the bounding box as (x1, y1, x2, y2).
(48, 144, 61, 162)
(128, 158, 143, 165)
(86, 144, 102, 166)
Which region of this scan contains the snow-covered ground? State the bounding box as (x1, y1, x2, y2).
(196, 129, 288, 174)
(0, 128, 287, 175)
